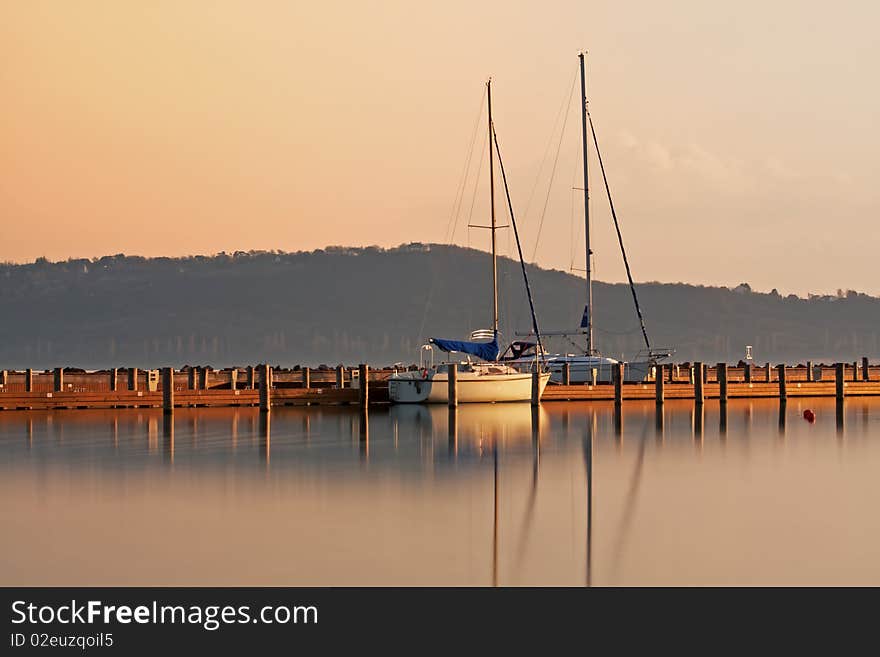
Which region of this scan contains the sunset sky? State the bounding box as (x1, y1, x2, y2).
(2, 1, 878, 295)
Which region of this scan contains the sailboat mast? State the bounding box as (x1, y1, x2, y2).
(578, 52, 593, 355)
(487, 78, 499, 334)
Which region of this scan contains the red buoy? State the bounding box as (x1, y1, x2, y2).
(803, 409, 815, 423)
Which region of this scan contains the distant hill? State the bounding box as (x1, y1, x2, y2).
(1, 244, 878, 369)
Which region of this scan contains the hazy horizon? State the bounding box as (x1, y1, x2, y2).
(3, 1, 878, 297)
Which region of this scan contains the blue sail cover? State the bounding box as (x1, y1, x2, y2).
(430, 334, 499, 362)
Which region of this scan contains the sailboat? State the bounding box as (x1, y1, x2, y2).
(389, 79, 552, 404)
(500, 52, 672, 384)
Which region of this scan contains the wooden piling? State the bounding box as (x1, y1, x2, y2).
(188, 367, 197, 390)
(302, 366, 311, 389)
(687, 364, 694, 385)
(655, 365, 665, 404)
(247, 365, 255, 390)
(852, 361, 859, 383)
(200, 366, 210, 390)
(447, 363, 458, 407)
(777, 364, 787, 402)
(109, 368, 118, 391)
(764, 362, 772, 383)
(128, 367, 138, 391)
(806, 360, 813, 382)
(613, 362, 623, 407)
(863, 356, 870, 382)
(25, 368, 33, 392)
(336, 365, 345, 389)
(531, 369, 541, 407)
(358, 364, 369, 407)
(835, 363, 845, 402)
(162, 367, 174, 414)
(0, 370, 7, 387)
(230, 368, 238, 391)
(743, 363, 752, 383)
(562, 362, 570, 386)
(668, 363, 675, 383)
(54, 367, 63, 392)
(259, 364, 272, 412)
(694, 361, 704, 405)
(717, 362, 728, 403)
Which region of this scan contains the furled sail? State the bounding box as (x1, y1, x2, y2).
(429, 334, 499, 362)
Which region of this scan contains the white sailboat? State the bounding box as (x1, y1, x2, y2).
(500, 52, 672, 384)
(389, 79, 551, 404)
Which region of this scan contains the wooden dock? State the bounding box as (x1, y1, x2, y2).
(0, 360, 878, 411)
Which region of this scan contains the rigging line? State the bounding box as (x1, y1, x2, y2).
(444, 89, 486, 244)
(420, 87, 486, 346)
(588, 112, 652, 351)
(492, 125, 545, 364)
(595, 325, 644, 336)
(569, 123, 582, 272)
(531, 72, 578, 263)
(463, 124, 489, 241)
(522, 66, 578, 230)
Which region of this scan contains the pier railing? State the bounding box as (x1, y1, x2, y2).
(0, 360, 878, 411)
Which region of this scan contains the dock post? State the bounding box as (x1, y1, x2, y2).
(777, 364, 787, 402)
(358, 364, 369, 407)
(562, 362, 570, 386)
(863, 356, 870, 381)
(259, 364, 272, 412)
(109, 368, 118, 391)
(302, 367, 311, 389)
(806, 361, 814, 382)
(835, 363, 845, 402)
(852, 361, 859, 382)
(694, 361, 704, 405)
(531, 369, 541, 406)
(200, 366, 210, 390)
(162, 367, 174, 414)
(25, 368, 33, 392)
(247, 365, 255, 390)
(0, 370, 7, 387)
(447, 363, 458, 407)
(613, 362, 623, 407)
(230, 368, 238, 391)
(718, 363, 728, 403)
(336, 365, 345, 389)
(188, 367, 196, 390)
(655, 364, 665, 405)
(128, 367, 138, 391)
(590, 368, 597, 386)
(668, 363, 676, 383)
(743, 363, 751, 383)
(765, 362, 772, 383)
(54, 367, 64, 392)
(687, 364, 694, 385)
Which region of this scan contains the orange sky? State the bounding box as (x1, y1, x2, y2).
(2, 1, 878, 295)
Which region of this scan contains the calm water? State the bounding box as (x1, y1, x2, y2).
(2, 398, 880, 586)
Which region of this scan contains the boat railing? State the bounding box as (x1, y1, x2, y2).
(419, 344, 435, 371)
(633, 347, 676, 363)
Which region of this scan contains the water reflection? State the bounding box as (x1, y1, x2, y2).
(2, 398, 880, 586)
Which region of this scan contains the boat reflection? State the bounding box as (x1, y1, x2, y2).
(3, 397, 880, 586)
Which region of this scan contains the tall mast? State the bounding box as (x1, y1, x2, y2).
(578, 52, 593, 355)
(487, 78, 499, 334)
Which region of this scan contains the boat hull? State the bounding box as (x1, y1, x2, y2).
(389, 371, 550, 404)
